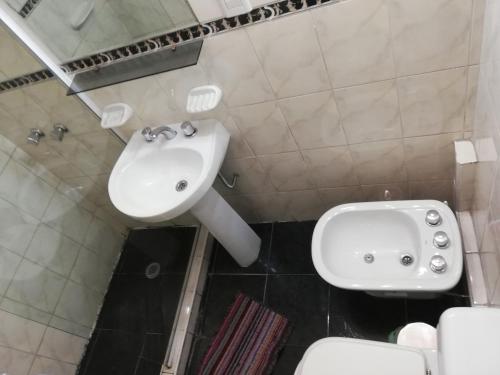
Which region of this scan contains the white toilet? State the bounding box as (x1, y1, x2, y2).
(295, 307, 500, 375)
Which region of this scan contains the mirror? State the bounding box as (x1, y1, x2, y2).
(0, 21, 43, 80)
(3, 0, 198, 63)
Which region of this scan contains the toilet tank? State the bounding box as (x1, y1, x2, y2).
(438, 307, 500, 375)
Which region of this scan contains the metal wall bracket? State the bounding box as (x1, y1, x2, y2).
(217, 172, 238, 189)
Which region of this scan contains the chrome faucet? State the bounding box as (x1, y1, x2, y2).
(141, 126, 177, 142)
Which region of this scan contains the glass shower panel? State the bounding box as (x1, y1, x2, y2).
(0, 23, 128, 374)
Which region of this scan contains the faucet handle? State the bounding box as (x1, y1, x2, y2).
(51, 123, 68, 141)
(181, 121, 197, 137)
(141, 127, 154, 142)
(27, 128, 45, 145)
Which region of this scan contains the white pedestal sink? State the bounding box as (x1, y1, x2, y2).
(108, 119, 260, 267)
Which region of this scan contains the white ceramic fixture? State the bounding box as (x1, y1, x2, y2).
(186, 85, 222, 113)
(101, 103, 134, 129)
(108, 119, 261, 267)
(312, 200, 462, 294)
(295, 307, 500, 375)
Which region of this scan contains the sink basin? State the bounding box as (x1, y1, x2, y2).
(109, 119, 229, 222)
(108, 119, 261, 267)
(312, 200, 463, 295)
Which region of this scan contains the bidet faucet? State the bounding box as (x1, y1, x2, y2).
(141, 126, 177, 142)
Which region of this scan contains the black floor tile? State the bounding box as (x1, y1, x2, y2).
(268, 221, 316, 274)
(447, 270, 469, 297)
(406, 294, 470, 327)
(141, 333, 168, 363)
(329, 287, 406, 342)
(117, 227, 196, 274)
(212, 223, 272, 274)
(199, 275, 266, 337)
(271, 345, 306, 375)
(134, 358, 162, 375)
(97, 274, 184, 335)
(266, 275, 329, 347)
(329, 287, 406, 318)
(186, 337, 211, 375)
(330, 314, 401, 342)
(80, 330, 143, 375)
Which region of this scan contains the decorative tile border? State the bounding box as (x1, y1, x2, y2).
(1, 0, 344, 93)
(0, 69, 54, 93)
(18, 0, 42, 18)
(60, 0, 344, 74)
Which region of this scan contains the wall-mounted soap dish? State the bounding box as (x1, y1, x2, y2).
(186, 85, 222, 114)
(101, 103, 133, 129)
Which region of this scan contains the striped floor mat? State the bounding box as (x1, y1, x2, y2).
(198, 293, 292, 375)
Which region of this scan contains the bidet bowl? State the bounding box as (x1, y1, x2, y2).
(312, 200, 463, 293)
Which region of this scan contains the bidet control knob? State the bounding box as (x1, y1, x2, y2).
(425, 210, 442, 226)
(430, 255, 447, 274)
(433, 231, 450, 249)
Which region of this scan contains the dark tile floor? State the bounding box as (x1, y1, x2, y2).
(186, 221, 470, 375)
(77, 226, 196, 375)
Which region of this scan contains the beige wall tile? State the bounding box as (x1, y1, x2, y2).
(0, 159, 55, 219)
(199, 30, 274, 107)
(361, 182, 409, 201)
(0, 310, 45, 353)
(54, 280, 102, 328)
(284, 190, 328, 221)
(223, 194, 261, 223)
(404, 133, 462, 180)
(218, 157, 275, 196)
(465, 65, 480, 132)
(335, 80, 402, 144)
(278, 91, 346, 150)
(0, 25, 42, 79)
(222, 116, 254, 160)
(230, 102, 297, 155)
(318, 186, 364, 208)
(243, 192, 295, 222)
(350, 139, 407, 184)
(0, 89, 51, 133)
(409, 179, 453, 203)
(6, 259, 66, 313)
(479, 219, 500, 300)
(398, 68, 467, 137)
(470, 0, 486, 65)
(244, 190, 325, 222)
(302, 147, 358, 188)
(156, 64, 210, 113)
(388, 0, 472, 76)
(247, 12, 330, 98)
(313, 0, 395, 88)
(37, 327, 86, 364)
(29, 356, 76, 375)
(0, 345, 34, 375)
(471, 159, 496, 249)
(258, 152, 315, 191)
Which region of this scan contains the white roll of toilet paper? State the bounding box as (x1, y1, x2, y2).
(397, 323, 437, 349)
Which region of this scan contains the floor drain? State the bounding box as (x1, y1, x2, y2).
(176, 180, 188, 192)
(145, 262, 161, 279)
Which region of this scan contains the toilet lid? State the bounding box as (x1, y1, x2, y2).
(299, 338, 427, 375)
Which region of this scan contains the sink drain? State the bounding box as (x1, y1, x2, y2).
(176, 180, 188, 192)
(364, 253, 375, 264)
(145, 262, 161, 279)
(400, 254, 414, 266)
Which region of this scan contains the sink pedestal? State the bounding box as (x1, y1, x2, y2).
(191, 187, 261, 267)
